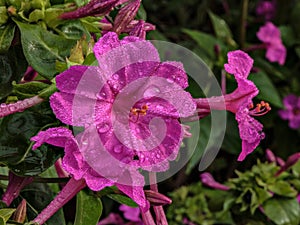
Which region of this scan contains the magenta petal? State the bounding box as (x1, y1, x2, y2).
(236, 108, 264, 161)
(266, 43, 286, 65)
(116, 170, 149, 212)
(84, 169, 114, 191)
(257, 22, 281, 43)
(224, 50, 254, 79)
(31, 127, 74, 150)
(119, 205, 141, 222)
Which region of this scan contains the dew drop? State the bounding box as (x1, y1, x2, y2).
(155, 104, 164, 110)
(166, 77, 174, 83)
(0, 103, 6, 108)
(113, 144, 123, 153)
(156, 153, 161, 159)
(143, 85, 160, 98)
(112, 74, 119, 80)
(97, 122, 110, 133)
(9, 105, 17, 111)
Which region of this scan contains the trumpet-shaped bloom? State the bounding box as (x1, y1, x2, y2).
(196, 51, 269, 161)
(31, 32, 196, 210)
(278, 94, 300, 129)
(257, 22, 286, 65)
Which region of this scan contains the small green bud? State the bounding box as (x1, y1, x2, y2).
(0, 6, 8, 24)
(28, 9, 44, 22)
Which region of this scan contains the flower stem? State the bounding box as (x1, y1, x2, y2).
(240, 0, 249, 49)
(149, 172, 168, 225)
(33, 178, 86, 225)
(141, 209, 156, 225)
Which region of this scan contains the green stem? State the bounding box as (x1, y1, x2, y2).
(240, 0, 249, 49)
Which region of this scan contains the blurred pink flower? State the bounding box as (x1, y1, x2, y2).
(279, 94, 300, 129)
(257, 22, 286, 65)
(256, 1, 276, 21)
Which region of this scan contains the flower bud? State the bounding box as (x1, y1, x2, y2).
(12, 199, 27, 223)
(144, 190, 172, 206)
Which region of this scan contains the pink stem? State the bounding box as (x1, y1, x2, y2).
(33, 178, 86, 225)
(149, 172, 168, 225)
(141, 209, 156, 225)
(2, 172, 33, 206)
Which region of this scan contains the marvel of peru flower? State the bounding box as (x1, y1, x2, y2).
(256, 1, 276, 21)
(256, 22, 286, 65)
(278, 94, 300, 129)
(30, 32, 196, 224)
(196, 50, 270, 161)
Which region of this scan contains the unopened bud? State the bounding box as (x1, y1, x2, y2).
(7, 5, 17, 16)
(12, 199, 27, 223)
(276, 152, 300, 176)
(144, 190, 172, 206)
(113, 0, 141, 34)
(265, 149, 276, 163)
(200, 172, 230, 191)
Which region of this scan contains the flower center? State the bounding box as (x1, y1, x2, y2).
(293, 108, 300, 115)
(248, 101, 271, 116)
(130, 105, 148, 122)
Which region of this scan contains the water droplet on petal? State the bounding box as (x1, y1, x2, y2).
(166, 77, 174, 83)
(0, 103, 6, 108)
(156, 153, 161, 159)
(112, 74, 119, 80)
(139, 153, 145, 162)
(113, 144, 123, 153)
(156, 104, 164, 110)
(97, 122, 110, 133)
(9, 105, 17, 111)
(82, 139, 88, 145)
(144, 85, 160, 98)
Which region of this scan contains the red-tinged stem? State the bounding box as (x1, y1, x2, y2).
(141, 209, 156, 225)
(33, 178, 86, 225)
(149, 172, 168, 225)
(2, 172, 34, 206)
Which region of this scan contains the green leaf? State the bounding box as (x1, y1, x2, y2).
(0, 208, 15, 222)
(12, 81, 50, 99)
(183, 29, 219, 59)
(0, 103, 61, 174)
(14, 20, 76, 79)
(107, 194, 138, 207)
(21, 183, 66, 225)
(248, 71, 283, 108)
(0, 46, 27, 100)
(207, 11, 237, 47)
(74, 191, 103, 225)
(0, 24, 16, 53)
(268, 181, 298, 197)
(263, 198, 300, 225)
(0, 216, 4, 225)
(58, 21, 91, 40)
(280, 25, 297, 47)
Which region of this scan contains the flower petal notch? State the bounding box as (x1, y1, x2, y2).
(257, 22, 286, 65)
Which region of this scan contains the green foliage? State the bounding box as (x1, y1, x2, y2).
(74, 191, 103, 225)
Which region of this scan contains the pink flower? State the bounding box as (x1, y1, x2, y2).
(278, 94, 300, 129)
(256, 1, 276, 21)
(257, 22, 286, 65)
(196, 50, 270, 161)
(31, 32, 195, 211)
(119, 205, 143, 223)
